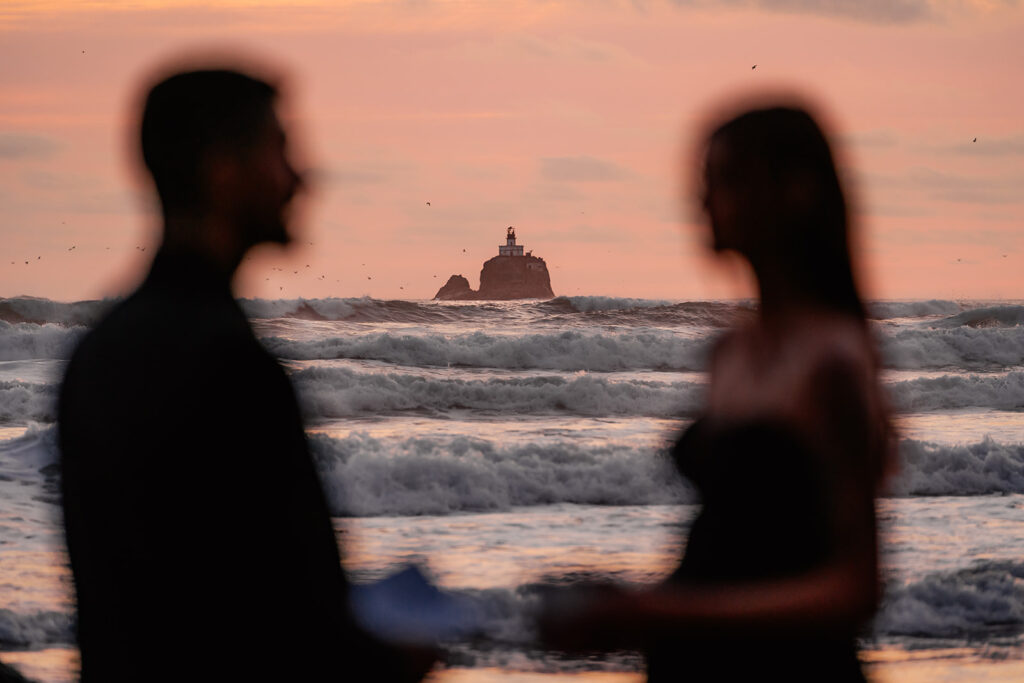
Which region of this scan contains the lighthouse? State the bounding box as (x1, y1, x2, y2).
(498, 226, 525, 257)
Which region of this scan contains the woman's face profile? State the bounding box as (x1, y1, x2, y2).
(701, 139, 742, 254)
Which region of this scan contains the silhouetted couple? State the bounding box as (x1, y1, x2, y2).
(58, 65, 891, 682)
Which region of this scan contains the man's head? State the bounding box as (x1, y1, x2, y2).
(140, 68, 301, 249)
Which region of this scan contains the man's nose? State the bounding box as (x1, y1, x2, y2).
(289, 164, 305, 196)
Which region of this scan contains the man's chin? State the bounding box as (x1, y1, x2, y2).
(248, 221, 292, 248)
(268, 229, 292, 246)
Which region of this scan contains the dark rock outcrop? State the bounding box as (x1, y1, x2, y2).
(434, 275, 474, 300)
(434, 255, 555, 300)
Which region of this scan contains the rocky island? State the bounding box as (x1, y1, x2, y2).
(434, 227, 555, 300)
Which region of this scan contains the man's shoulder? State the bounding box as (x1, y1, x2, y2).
(67, 284, 270, 382)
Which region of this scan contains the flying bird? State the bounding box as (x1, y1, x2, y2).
(973, 138, 977, 143)
(751, 65, 756, 70)
(426, 202, 431, 206)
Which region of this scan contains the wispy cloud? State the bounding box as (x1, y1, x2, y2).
(0, 133, 60, 160)
(839, 129, 899, 149)
(315, 161, 417, 186)
(868, 166, 1024, 205)
(540, 156, 631, 183)
(927, 134, 1024, 157)
(666, 0, 1017, 24)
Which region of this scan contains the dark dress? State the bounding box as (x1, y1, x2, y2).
(58, 250, 395, 682)
(645, 417, 867, 682)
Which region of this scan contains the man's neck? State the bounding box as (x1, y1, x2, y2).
(161, 214, 246, 278)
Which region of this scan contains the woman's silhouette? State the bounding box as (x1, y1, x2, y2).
(542, 104, 893, 682)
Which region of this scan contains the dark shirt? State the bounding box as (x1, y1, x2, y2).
(59, 250, 371, 681)
(645, 418, 866, 682)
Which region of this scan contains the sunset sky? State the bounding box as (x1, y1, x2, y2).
(1, 0, 1021, 302)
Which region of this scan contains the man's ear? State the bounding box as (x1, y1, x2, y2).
(201, 150, 243, 211)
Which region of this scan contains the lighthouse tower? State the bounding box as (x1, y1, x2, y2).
(498, 226, 525, 256)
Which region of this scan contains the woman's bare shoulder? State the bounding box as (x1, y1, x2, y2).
(791, 312, 874, 368)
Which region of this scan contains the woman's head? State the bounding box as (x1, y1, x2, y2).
(701, 104, 864, 319)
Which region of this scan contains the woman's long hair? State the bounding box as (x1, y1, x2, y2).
(708, 106, 867, 323)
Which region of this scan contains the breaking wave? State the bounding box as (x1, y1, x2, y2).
(0, 381, 57, 423)
(538, 297, 746, 327)
(6, 319, 1023, 371)
(264, 325, 1024, 373)
(868, 300, 961, 319)
(876, 561, 1024, 638)
(881, 327, 1024, 370)
(934, 305, 1024, 329)
(0, 609, 73, 648)
(454, 559, 1024, 653)
(265, 330, 712, 372)
(239, 297, 529, 324)
(1, 560, 1021, 655)
(4, 368, 1024, 428)
(4, 424, 1024, 513)
(0, 321, 85, 361)
(0, 296, 113, 326)
(312, 433, 1024, 515)
(291, 367, 704, 419)
(309, 432, 690, 517)
(889, 438, 1024, 497)
(0, 424, 59, 471)
(887, 372, 1024, 412)
(291, 368, 1024, 418)
(5, 295, 1019, 330)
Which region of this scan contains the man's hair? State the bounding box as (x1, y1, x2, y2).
(140, 69, 278, 212)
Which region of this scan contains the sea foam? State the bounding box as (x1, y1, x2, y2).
(0, 296, 113, 326)
(888, 372, 1024, 412)
(934, 305, 1024, 329)
(868, 300, 961, 320)
(309, 432, 691, 517)
(0, 381, 57, 423)
(0, 321, 84, 361)
(291, 366, 705, 418)
(4, 423, 1024, 512)
(263, 329, 713, 372)
(881, 327, 1024, 370)
(876, 561, 1024, 638)
(0, 609, 73, 648)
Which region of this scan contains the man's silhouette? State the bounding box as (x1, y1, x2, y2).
(58, 68, 422, 682)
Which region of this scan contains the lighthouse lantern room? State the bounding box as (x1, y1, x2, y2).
(498, 226, 525, 257)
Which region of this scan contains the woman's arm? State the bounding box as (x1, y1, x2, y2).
(541, 345, 885, 652)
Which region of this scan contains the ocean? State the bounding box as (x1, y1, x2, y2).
(1, 294, 1023, 682)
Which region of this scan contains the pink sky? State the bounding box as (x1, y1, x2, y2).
(1, 0, 1021, 301)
